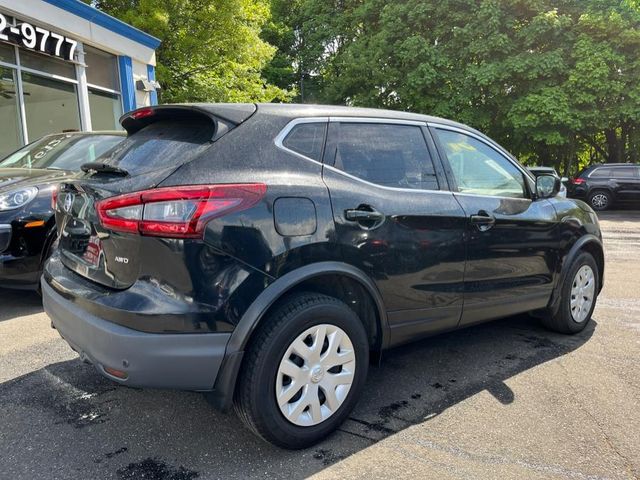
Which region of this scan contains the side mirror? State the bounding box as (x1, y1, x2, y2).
(536, 174, 561, 199)
(561, 177, 569, 183)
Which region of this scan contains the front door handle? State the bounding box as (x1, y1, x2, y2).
(345, 206, 385, 229)
(470, 211, 496, 232)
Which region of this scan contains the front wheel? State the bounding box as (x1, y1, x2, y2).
(234, 292, 369, 449)
(541, 252, 599, 334)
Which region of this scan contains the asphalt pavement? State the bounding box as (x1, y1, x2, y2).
(0, 211, 638, 479)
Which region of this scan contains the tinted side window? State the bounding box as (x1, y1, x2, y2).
(436, 129, 526, 198)
(332, 123, 439, 190)
(282, 122, 326, 161)
(611, 167, 637, 178)
(590, 168, 611, 178)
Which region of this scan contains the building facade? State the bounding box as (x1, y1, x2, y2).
(0, 0, 160, 157)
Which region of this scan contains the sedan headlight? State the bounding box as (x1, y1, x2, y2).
(0, 187, 39, 211)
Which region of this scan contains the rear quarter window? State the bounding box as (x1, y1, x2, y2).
(97, 120, 214, 175)
(282, 122, 326, 161)
(589, 168, 611, 178)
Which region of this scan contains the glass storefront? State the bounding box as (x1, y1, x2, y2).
(22, 73, 81, 140)
(0, 66, 22, 156)
(0, 15, 124, 158)
(89, 88, 122, 130)
(85, 45, 122, 130)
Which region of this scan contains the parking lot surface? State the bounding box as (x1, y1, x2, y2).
(1, 211, 639, 480)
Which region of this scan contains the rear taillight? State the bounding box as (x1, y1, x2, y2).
(572, 178, 586, 185)
(96, 184, 266, 239)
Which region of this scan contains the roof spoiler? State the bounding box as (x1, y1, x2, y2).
(120, 104, 257, 136)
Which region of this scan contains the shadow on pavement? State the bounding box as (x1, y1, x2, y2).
(0, 288, 43, 322)
(0, 313, 596, 479)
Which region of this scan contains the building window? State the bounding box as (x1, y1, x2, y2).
(1, 10, 82, 147)
(85, 46, 122, 130)
(21, 73, 81, 140)
(0, 66, 22, 157)
(0, 42, 15, 63)
(20, 49, 76, 79)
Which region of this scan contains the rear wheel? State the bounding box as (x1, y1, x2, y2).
(541, 252, 599, 334)
(588, 190, 612, 211)
(234, 292, 369, 449)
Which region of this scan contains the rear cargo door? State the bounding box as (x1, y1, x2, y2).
(55, 106, 251, 289)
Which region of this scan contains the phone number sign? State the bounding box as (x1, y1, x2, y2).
(0, 12, 78, 62)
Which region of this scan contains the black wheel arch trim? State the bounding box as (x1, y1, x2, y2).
(547, 234, 604, 315)
(206, 261, 389, 411)
(39, 221, 58, 267)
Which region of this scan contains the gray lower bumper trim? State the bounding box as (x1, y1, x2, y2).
(42, 279, 230, 391)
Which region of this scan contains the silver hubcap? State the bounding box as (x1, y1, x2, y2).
(591, 193, 608, 209)
(570, 265, 595, 323)
(276, 324, 356, 427)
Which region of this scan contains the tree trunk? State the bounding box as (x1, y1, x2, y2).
(604, 128, 621, 163)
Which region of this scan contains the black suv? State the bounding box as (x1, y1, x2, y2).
(43, 104, 604, 449)
(569, 163, 640, 210)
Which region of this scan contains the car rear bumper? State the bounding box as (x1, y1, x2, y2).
(42, 279, 230, 391)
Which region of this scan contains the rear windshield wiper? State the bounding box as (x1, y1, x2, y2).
(81, 162, 129, 176)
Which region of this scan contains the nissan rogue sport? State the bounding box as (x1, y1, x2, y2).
(43, 104, 604, 449)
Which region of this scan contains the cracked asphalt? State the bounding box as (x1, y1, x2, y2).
(1, 210, 639, 479)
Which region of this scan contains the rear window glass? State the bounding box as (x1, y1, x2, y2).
(97, 120, 214, 175)
(282, 122, 326, 161)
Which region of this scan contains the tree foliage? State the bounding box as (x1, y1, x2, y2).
(266, 0, 640, 173)
(91, 0, 290, 103)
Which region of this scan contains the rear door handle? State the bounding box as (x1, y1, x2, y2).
(470, 211, 496, 232)
(345, 207, 385, 229)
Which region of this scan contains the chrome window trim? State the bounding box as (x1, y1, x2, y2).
(274, 116, 449, 195)
(428, 122, 536, 198)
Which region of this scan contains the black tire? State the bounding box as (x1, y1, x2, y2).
(541, 252, 599, 334)
(234, 292, 369, 449)
(588, 189, 612, 211)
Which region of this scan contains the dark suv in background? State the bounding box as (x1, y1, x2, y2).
(43, 104, 604, 449)
(569, 163, 640, 210)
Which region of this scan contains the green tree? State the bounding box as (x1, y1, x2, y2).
(91, 0, 290, 103)
(267, 0, 640, 174)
